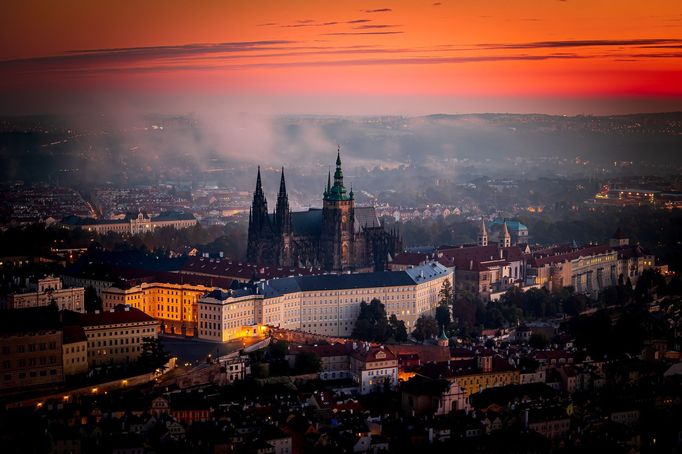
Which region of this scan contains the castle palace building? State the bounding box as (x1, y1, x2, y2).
(247, 150, 402, 272)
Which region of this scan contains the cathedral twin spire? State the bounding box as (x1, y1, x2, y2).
(250, 166, 269, 232)
(250, 165, 290, 234)
(275, 166, 291, 232)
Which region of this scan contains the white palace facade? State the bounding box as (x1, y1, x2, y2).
(198, 262, 452, 342)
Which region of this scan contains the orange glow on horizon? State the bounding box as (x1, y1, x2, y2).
(2, 0, 681, 111)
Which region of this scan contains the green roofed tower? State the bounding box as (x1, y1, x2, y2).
(325, 146, 352, 201)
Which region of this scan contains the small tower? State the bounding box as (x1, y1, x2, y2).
(275, 167, 293, 265)
(274, 167, 291, 234)
(249, 166, 269, 234)
(477, 219, 488, 247)
(247, 166, 273, 264)
(609, 227, 629, 248)
(438, 327, 449, 348)
(501, 221, 511, 248)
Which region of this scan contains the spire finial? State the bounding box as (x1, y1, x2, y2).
(255, 165, 264, 196)
(336, 145, 341, 166)
(278, 166, 286, 196)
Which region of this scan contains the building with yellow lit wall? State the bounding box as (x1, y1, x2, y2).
(102, 280, 225, 336)
(424, 355, 520, 399)
(198, 289, 259, 341)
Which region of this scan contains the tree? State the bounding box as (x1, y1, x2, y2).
(635, 269, 666, 299)
(562, 293, 587, 316)
(389, 314, 408, 342)
(294, 351, 322, 374)
(352, 299, 391, 342)
(269, 340, 288, 360)
(140, 337, 169, 369)
(352, 318, 372, 341)
(529, 333, 549, 349)
(84, 286, 102, 312)
(439, 279, 453, 305)
(435, 304, 451, 329)
(412, 314, 439, 343)
(452, 291, 486, 335)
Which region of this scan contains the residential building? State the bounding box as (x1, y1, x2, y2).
(402, 375, 469, 416)
(286, 343, 352, 381)
(62, 325, 88, 376)
(60, 211, 197, 235)
(7, 276, 84, 312)
(526, 229, 655, 296)
(78, 306, 160, 367)
(0, 306, 65, 390)
(419, 352, 520, 399)
(349, 345, 398, 394)
(527, 407, 571, 440)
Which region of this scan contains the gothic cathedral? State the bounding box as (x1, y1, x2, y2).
(246, 149, 402, 272)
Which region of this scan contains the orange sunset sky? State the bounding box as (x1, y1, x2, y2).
(1, 0, 682, 114)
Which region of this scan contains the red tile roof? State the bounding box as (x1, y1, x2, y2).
(437, 244, 524, 271)
(63, 325, 87, 344)
(179, 257, 324, 281)
(391, 252, 428, 266)
(529, 244, 612, 267)
(289, 342, 352, 358)
(387, 344, 450, 363)
(351, 346, 396, 363)
(79, 306, 157, 327)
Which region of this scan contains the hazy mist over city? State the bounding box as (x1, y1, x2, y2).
(2, 2, 682, 453)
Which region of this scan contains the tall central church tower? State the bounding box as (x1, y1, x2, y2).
(321, 147, 355, 271)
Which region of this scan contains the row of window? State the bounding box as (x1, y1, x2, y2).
(89, 327, 155, 337)
(2, 341, 58, 354)
(3, 369, 59, 381)
(2, 355, 58, 368)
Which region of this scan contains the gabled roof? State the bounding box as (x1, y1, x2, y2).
(489, 219, 528, 232)
(354, 206, 381, 232)
(290, 209, 323, 236)
(78, 306, 157, 327)
(402, 374, 451, 396)
(391, 252, 428, 266)
(351, 346, 396, 363)
(152, 211, 196, 222)
(529, 244, 613, 266)
(288, 342, 352, 358)
(612, 227, 627, 239)
(63, 325, 87, 344)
